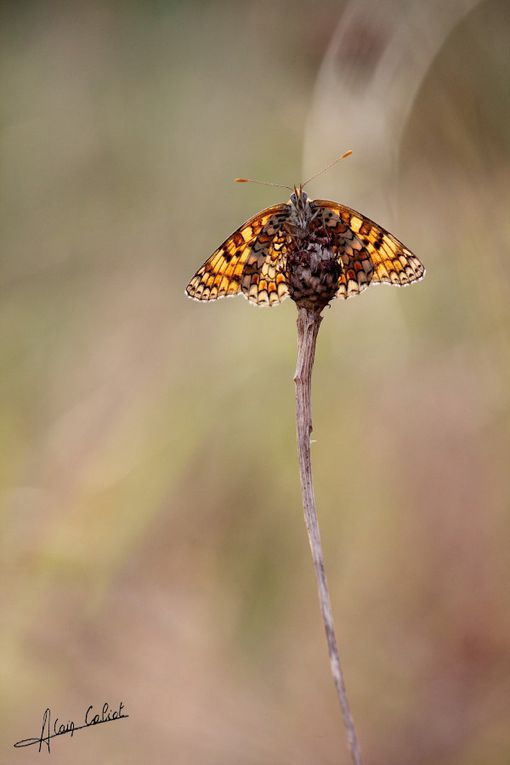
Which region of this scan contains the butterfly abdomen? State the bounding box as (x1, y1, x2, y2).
(285, 239, 341, 311)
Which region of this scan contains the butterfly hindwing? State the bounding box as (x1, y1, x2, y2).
(241, 208, 291, 306)
(186, 204, 291, 307)
(312, 199, 425, 299)
(309, 203, 375, 298)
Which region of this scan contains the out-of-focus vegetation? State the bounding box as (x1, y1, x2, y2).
(1, 1, 510, 763)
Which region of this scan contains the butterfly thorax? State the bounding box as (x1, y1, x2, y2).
(288, 186, 313, 236)
(285, 187, 341, 312)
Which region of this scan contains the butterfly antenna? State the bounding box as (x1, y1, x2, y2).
(301, 149, 352, 189)
(235, 177, 292, 191)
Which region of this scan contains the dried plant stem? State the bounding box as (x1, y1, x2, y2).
(294, 306, 363, 765)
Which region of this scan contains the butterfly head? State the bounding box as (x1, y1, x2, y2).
(290, 185, 308, 209)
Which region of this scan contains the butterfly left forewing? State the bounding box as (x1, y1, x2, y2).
(312, 199, 425, 298)
(186, 204, 290, 306)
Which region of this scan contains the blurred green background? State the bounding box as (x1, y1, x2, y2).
(2, 1, 510, 763)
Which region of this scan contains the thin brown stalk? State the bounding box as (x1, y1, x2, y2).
(294, 306, 364, 765)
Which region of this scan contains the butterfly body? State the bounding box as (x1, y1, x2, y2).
(282, 187, 342, 310)
(186, 184, 424, 309)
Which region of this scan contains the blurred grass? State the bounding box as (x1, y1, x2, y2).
(1, 1, 510, 764)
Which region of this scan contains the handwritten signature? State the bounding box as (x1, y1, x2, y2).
(14, 701, 128, 752)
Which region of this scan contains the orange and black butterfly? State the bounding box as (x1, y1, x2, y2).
(185, 152, 425, 309)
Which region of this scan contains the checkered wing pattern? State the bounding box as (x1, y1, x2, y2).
(312, 200, 425, 299)
(186, 204, 291, 307)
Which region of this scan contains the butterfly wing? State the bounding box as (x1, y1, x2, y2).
(312, 200, 425, 299)
(186, 204, 291, 307)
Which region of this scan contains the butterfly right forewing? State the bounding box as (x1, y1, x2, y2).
(312, 199, 425, 299)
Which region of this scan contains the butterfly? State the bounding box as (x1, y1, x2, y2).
(185, 153, 425, 310)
